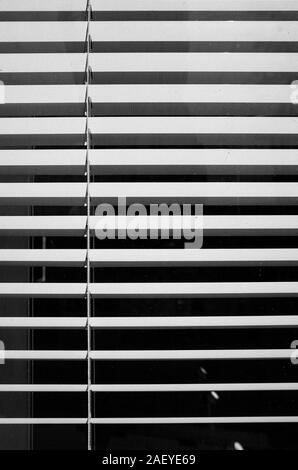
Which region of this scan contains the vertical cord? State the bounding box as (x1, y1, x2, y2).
(86, 0, 92, 451)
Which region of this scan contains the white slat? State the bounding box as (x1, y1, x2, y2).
(0, 318, 87, 328)
(0, 385, 87, 392)
(0, 150, 86, 175)
(0, 183, 86, 205)
(3, 87, 86, 104)
(4, 351, 87, 360)
(90, 249, 298, 267)
(2, 182, 297, 205)
(202, 215, 298, 236)
(1, 148, 290, 175)
(4, 85, 296, 104)
(0, 0, 87, 11)
(90, 349, 294, 360)
(4, 117, 298, 136)
(6, 148, 298, 176)
(3, 316, 295, 329)
(90, 182, 298, 205)
(0, 118, 85, 135)
(92, 383, 298, 392)
(2, 383, 295, 392)
(91, 53, 298, 72)
(0, 216, 87, 236)
(89, 215, 298, 236)
(90, 117, 298, 135)
(0, 215, 294, 237)
(91, 22, 298, 42)
(89, 149, 298, 175)
(1, 53, 297, 73)
(90, 282, 298, 298)
(91, 417, 298, 424)
(9, 21, 298, 43)
(0, 418, 87, 424)
(0, 54, 86, 73)
(0, 23, 87, 42)
(89, 85, 297, 104)
(93, 1, 298, 12)
(0, 250, 86, 266)
(1, 316, 296, 329)
(90, 316, 298, 329)
(0, 284, 86, 298)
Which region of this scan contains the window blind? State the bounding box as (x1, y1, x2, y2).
(1, 0, 298, 451)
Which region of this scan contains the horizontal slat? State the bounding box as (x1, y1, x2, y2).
(2, 87, 86, 104)
(91, 22, 298, 42)
(2, 1, 297, 13)
(0, 118, 85, 134)
(0, 183, 86, 205)
(2, 349, 296, 360)
(90, 85, 297, 104)
(92, 1, 298, 12)
(90, 53, 298, 72)
(5, 349, 293, 361)
(92, 383, 298, 392)
(0, 216, 87, 236)
(90, 349, 295, 360)
(90, 117, 298, 135)
(6, 22, 298, 43)
(0, 23, 87, 42)
(90, 249, 298, 267)
(1, 416, 293, 427)
(0, 0, 87, 11)
(0, 215, 295, 237)
(4, 283, 298, 299)
(0, 54, 86, 72)
(90, 316, 298, 329)
(2, 383, 296, 392)
(0, 284, 86, 298)
(90, 182, 298, 205)
(89, 149, 298, 175)
(2, 182, 298, 205)
(89, 215, 298, 236)
(0, 250, 86, 266)
(1, 316, 296, 329)
(0, 418, 87, 424)
(199, 215, 298, 236)
(90, 282, 298, 298)
(2, 417, 296, 425)
(4, 85, 297, 104)
(0, 385, 87, 392)
(1, 53, 297, 73)
(0, 150, 86, 175)
(91, 417, 298, 424)
(1, 216, 202, 234)
(1, 148, 297, 175)
(0, 318, 87, 328)
(8, 147, 296, 174)
(4, 351, 87, 360)
(4, 117, 298, 136)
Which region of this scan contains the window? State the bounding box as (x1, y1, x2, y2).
(0, 0, 298, 451)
